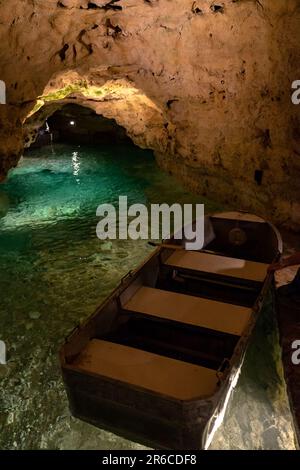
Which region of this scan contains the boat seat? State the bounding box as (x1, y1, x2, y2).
(164, 251, 269, 283)
(73, 339, 220, 400)
(123, 286, 251, 336)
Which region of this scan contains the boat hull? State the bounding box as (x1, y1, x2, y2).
(60, 211, 281, 449)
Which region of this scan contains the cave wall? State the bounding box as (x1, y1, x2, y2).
(0, 0, 299, 228)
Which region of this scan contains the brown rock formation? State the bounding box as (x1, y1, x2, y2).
(0, 0, 299, 228)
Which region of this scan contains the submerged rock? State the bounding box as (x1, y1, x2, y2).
(100, 242, 112, 252)
(0, 365, 9, 378)
(28, 311, 41, 320)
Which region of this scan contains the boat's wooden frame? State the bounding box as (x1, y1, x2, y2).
(60, 211, 282, 449)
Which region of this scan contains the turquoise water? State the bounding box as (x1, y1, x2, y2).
(0, 143, 296, 449)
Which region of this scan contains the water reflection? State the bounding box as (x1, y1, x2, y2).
(72, 151, 80, 184)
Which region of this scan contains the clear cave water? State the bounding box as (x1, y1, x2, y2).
(0, 142, 296, 450)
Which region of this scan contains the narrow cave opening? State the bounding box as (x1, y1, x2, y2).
(28, 103, 134, 149)
(254, 169, 264, 186)
(16, 102, 162, 231)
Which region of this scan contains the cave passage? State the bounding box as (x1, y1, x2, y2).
(28, 104, 134, 149)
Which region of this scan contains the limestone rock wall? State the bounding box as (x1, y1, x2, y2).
(0, 0, 299, 228)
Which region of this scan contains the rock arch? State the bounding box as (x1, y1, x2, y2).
(24, 72, 174, 158)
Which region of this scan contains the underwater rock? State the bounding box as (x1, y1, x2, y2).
(100, 241, 113, 251)
(28, 311, 41, 320)
(41, 169, 56, 175)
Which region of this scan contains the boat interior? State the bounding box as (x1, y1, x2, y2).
(62, 215, 279, 402)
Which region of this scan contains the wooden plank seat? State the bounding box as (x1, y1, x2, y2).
(123, 286, 252, 336)
(73, 339, 220, 400)
(164, 251, 269, 283)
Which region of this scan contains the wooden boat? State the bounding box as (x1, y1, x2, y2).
(275, 269, 300, 448)
(60, 211, 282, 449)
